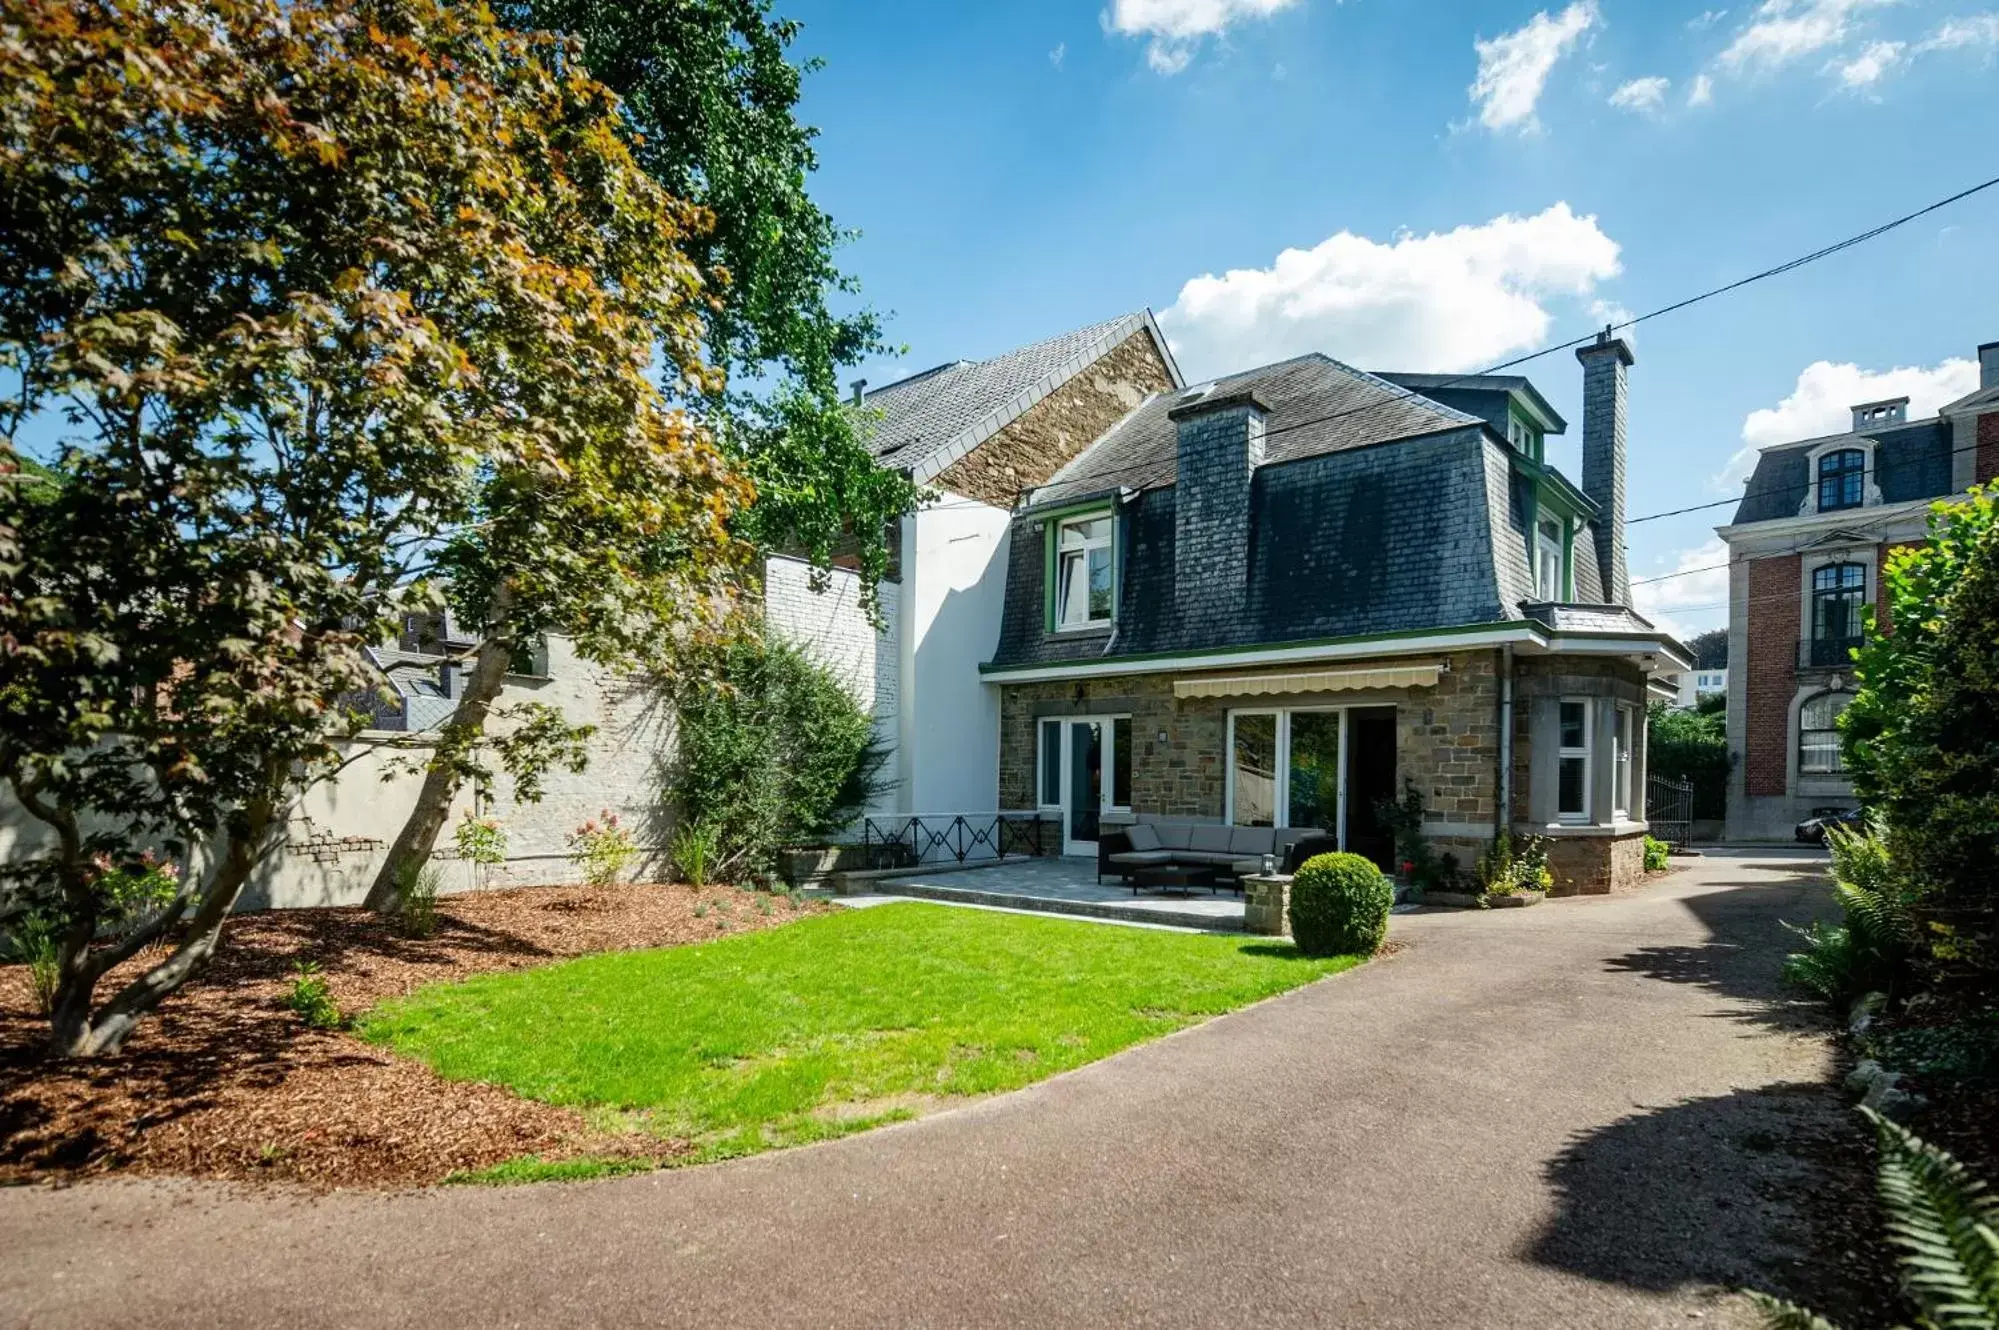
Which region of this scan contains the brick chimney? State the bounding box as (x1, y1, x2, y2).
(1169, 387, 1267, 634)
(1576, 331, 1634, 606)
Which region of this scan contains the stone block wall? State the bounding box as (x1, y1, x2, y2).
(935, 329, 1175, 507)
(1542, 830, 1647, 896)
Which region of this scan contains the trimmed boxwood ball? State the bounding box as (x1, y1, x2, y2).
(1288, 852, 1394, 957)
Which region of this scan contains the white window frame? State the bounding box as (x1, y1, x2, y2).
(1037, 713, 1133, 840)
(1225, 707, 1351, 845)
(1798, 691, 1851, 776)
(1557, 697, 1592, 825)
(1613, 704, 1633, 819)
(1535, 516, 1566, 602)
(1053, 511, 1114, 632)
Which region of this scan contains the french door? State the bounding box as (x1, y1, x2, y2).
(1037, 716, 1130, 856)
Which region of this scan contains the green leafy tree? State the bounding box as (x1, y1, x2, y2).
(1843, 488, 1999, 984)
(497, 0, 919, 608)
(1647, 700, 1730, 820)
(665, 631, 887, 877)
(0, 0, 736, 1053)
(364, 0, 921, 905)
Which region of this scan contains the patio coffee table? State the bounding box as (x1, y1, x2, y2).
(1130, 864, 1221, 896)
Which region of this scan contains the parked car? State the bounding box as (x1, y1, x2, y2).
(1794, 807, 1865, 843)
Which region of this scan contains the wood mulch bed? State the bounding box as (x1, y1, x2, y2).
(0, 882, 826, 1190)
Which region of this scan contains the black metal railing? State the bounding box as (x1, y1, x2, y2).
(1799, 635, 1864, 669)
(859, 814, 1048, 872)
(1646, 773, 1694, 850)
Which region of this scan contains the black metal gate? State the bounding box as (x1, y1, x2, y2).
(1646, 773, 1694, 850)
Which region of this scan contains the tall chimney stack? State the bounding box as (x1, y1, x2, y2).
(1169, 387, 1267, 635)
(1980, 340, 1998, 391)
(1576, 329, 1634, 606)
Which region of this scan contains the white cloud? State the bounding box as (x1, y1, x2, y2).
(1469, 2, 1600, 133)
(1687, 72, 1716, 103)
(1050, 41, 1067, 68)
(1608, 75, 1671, 111)
(1105, 0, 1302, 74)
(1713, 357, 1980, 488)
(1717, 0, 1892, 74)
(1157, 203, 1622, 381)
(1830, 38, 1906, 87)
(1689, 8, 1730, 29)
(1633, 538, 1732, 640)
(1917, 13, 1999, 51)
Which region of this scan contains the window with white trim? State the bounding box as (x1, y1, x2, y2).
(1613, 704, 1632, 819)
(1053, 512, 1113, 630)
(1037, 719, 1061, 807)
(1557, 698, 1591, 823)
(1799, 692, 1851, 775)
(1535, 517, 1566, 601)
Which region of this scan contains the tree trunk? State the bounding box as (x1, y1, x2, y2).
(48, 769, 281, 1058)
(361, 627, 515, 913)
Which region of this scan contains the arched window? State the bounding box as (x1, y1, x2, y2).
(1799, 692, 1852, 774)
(1817, 448, 1866, 512)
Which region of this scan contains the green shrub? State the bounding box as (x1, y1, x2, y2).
(1647, 701, 1730, 820)
(1751, 1109, 1999, 1329)
(1643, 836, 1670, 871)
(671, 820, 719, 888)
(285, 962, 342, 1030)
(567, 810, 638, 887)
(452, 813, 508, 866)
(666, 633, 887, 878)
(1288, 852, 1394, 958)
(1780, 821, 1917, 1007)
(7, 910, 62, 1016)
(392, 860, 443, 939)
(1476, 832, 1551, 898)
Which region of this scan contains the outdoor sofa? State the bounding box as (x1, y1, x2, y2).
(1097, 821, 1333, 889)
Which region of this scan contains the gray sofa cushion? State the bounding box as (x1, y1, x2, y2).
(1228, 826, 1276, 856)
(1189, 825, 1234, 853)
(1155, 822, 1194, 851)
(1231, 858, 1266, 877)
(1178, 851, 1243, 867)
(1273, 827, 1322, 852)
(1108, 850, 1174, 868)
(1124, 823, 1162, 852)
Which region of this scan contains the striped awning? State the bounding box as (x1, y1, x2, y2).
(1172, 661, 1444, 700)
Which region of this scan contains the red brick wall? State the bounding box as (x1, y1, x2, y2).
(1744, 555, 1800, 796)
(1978, 413, 1999, 487)
(1874, 540, 1922, 636)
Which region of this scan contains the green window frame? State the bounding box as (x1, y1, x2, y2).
(1044, 504, 1117, 633)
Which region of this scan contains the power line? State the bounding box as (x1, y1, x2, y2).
(904, 169, 1999, 516)
(1629, 439, 1984, 526)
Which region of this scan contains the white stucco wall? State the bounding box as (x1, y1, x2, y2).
(895, 492, 1013, 816)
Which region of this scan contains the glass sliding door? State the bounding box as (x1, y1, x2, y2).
(1065, 720, 1103, 854)
(1231, 713, 1278, 827)
(1286, 711, 1342, 834)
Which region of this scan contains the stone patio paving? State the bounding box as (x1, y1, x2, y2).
(862, 856, 1247, 931)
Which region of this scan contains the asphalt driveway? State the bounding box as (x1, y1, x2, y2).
(0, 849, 1850, 1329)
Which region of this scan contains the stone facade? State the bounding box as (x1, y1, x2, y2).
(1242, 874, 1292, 936)
(1743, 553, 1801, 797)
(998, 647, 1506, 850)
(935, 329, 1175, 507)
(1542, 830, 1647, 896)
(1979, 411, 1999, 487)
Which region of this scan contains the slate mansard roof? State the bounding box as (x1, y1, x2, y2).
(987, 353, 1645, 672)
(859, 311, 1182, 480)
(1029, 353, 1482, 508)
(1728, 418, 1955, 525)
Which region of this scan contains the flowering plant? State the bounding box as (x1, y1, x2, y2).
(567, 809, 638, 887)
(453, 813, 508, 865)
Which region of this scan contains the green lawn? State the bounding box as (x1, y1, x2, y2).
(359, 901, 1362, 1176)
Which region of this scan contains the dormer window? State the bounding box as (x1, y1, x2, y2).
(1535, 516, 1567, 601)
(1817, 449, 1865, 512)
(1052, 510, 1114, 630)
(1509, 414, 1543, 463)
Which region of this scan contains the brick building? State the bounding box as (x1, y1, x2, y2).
(1718, 338, 1999, 840)
(979, 332, 1688, 893)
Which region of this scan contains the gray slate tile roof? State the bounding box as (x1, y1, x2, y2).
(1729, 419, 1954, 525)
(860, 312, 1179, 480)
(1031, 353, 1481, 508)
(1520, 602, 1661, 635)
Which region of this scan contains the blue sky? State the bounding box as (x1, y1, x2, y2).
(789, 0, 1999, 637)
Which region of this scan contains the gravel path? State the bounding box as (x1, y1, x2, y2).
(0, 849, 1851, 1329)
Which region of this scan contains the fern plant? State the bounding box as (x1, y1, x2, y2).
(1782, 822, 1919, 1007)
(1752, 1108, 1999, 1329)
